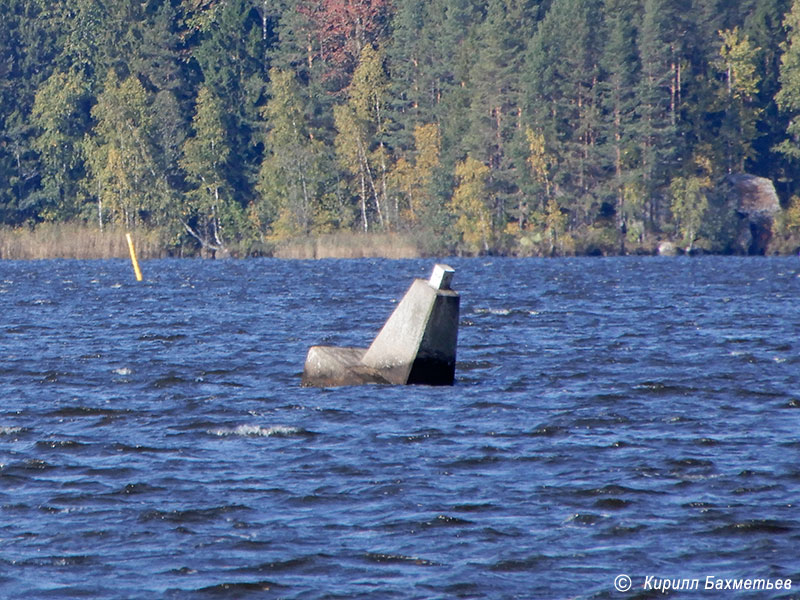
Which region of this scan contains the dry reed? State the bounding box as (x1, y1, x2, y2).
(273, 232, 423, 259)
(0, 224, 170, 260)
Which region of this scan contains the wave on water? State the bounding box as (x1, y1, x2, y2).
(207, 424, 304, 438)
(0, 426, 25, 436)
(3, 258, 800, 599)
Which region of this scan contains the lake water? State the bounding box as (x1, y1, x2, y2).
(1, 257, 799, 599)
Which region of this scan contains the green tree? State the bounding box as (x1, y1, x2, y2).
(30, 70, 90, 221)
(776, 0, 800, 160)
(84, 71, 160, 229)
(635, 0, 682, 224)
(257, 68, 330, 239)
(600, 0, 640, 243)
(403, 0, 480, 169)
(743, 0, 791, 182)
(180, 85, 240, 256)
(716, 27, 762, 172)
(0, 0, 67, 224)
(334, 44, 392, 231)
(670, 175, 709, 250)
(465, 0, 541, 236)
(524, 0, 604, 227)
(190, 0, 269, 205)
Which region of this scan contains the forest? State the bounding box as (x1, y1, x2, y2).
(4, 0, 800, 257)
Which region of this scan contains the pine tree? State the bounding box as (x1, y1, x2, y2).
(385, 0, 427, 135)
(417, 0, 480, 169)
(0, 0, 68, 223)
(744, 0, 791, 180)
(600, 0, 640, 242)
(189, 0, 269, 205)
(130, 1, 185, 94)
(634, 0, 681, 225)
(524, 0, 604, 227)
(465, 0, 541, 235)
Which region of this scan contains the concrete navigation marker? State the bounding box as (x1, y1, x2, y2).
(301, 264, 460, 387)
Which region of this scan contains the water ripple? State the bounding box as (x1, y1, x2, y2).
(0, 257, 799, 599)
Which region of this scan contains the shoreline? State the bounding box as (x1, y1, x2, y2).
(2, 223, 798, 260)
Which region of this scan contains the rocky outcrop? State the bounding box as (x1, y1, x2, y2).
(725, 174, 781, 219)
(720, 174, 780, 255)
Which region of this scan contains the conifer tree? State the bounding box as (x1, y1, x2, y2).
(190, 0, 268, 205)
(385, 0, 427, 134)
(465, 0, 540, 234)
(600, 0, 640, 240)
(0, 0, 68, 223)
(742, 0, 790, 178)
(635, 0, 681, 224)
(524, 0, 604, 226)
(419, 0, 480, 167)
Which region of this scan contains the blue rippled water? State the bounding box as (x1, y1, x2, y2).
(1, 257, 799, 599)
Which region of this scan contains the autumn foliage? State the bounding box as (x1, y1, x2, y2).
(299, 0, 390, 81)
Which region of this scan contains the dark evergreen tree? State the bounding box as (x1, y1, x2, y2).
(600, 0, 641, 245)
(465, 1, 542, 233)
(0, 0, 795, 253)
(634, 0, 682, 226)
(746, 0, 792, 192)
(0, 0, 68, 224)
(189, 0, 271, 209)
(524, 0, 604, 227)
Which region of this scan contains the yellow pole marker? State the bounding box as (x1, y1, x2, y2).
(126, 232, 143, 282)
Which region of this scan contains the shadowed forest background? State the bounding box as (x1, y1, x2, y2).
(4, 0, 800, 257)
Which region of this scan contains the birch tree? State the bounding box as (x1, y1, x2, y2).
(84, 71, 159, 229)
(334, 44, 391, 231)
(180, 86, 235, 255)
(257, 68, 328, 239)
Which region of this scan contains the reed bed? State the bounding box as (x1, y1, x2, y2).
(273, 232, 423, 259)
(0, 224, 170, 260)
(0, 225, 426, 260)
